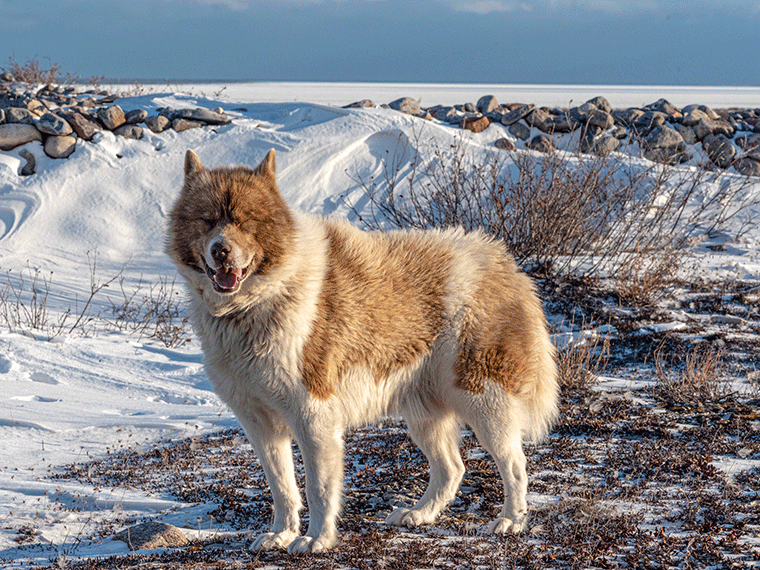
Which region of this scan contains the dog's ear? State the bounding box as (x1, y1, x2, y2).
(253, 149, 276, 179)
(185, 150, 204, 176)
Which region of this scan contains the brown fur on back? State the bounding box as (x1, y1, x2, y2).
(300, 223, 452, 400)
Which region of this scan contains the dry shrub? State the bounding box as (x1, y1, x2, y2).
(614, 247, 685, 307)
(349, 130, 759, 292)
(556, 319, 610, 394)
(653, 342, 731, 405)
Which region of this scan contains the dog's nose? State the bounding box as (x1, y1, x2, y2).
(210, 241, 231, 266)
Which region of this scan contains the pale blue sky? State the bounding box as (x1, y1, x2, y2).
(2, 0, 759, 85)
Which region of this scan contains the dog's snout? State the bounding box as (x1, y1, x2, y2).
(210, 240, 231, 266)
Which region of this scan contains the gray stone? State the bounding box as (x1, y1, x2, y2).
(37, 113, 73, 136)
(736, 133, 760, 151)
(172, 118, 203, 132)
(646, 98, 678, 115)
(114, 522, 188, 551)
(500, 104, 534, 126)
(580, 125, 602, 153)
(549, 112, 580, 133)
(593, 135, 620, 157)
(0, 109, 4, 123)
(682, 109, 709, 127)
(434, 107, 457, 122)
(576, 101, 598, 117)
(177, 108, 231, 125)
(734, 157, 760, 177)
(632, 112, 666, 135)
(343, 99, 375, 108)
(0, 123, 42, 150)
(18, 149, 36, 176)
(586, 96, 612, 113)
(644, 146, 688, 165)
(587, 109, 615, 129)
(703, 134, 736, 168)
(694, 118, 734, 141)
(526, 108, 554, 133)
(494, 138, 516, 151)
(44, 135, 76, 159)
(145, 115, 170, 133)
(526, 134, 555, 153)
(63, 112, 102, 141)
(509, 121, 531, 141)
(476, 95, 499, 114)
(113, 124, 144, 140)
(388, 97, 421, 115)
(645, 125, 684, 150)
(674, 123, 697, 145)
(124, 109, 148, 125)
(683, 104, 719, 120)
(463, 102, 477, 113)
(98, 105, 126, 130)
(612, 108, 645, 127)
(4, 107, 36, 124)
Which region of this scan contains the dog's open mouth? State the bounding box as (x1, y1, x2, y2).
(205, 263, 250, 293)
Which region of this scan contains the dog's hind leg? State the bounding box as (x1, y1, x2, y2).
(235, 411, 303, 551)
(385, 412, 464, 528)
(466, 404, 528, 534)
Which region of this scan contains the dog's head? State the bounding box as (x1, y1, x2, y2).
(167, 150, 295, 308)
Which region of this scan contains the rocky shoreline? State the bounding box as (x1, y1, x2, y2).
(1, 74, 759, 177)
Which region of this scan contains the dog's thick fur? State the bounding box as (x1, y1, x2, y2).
(166, 149, 559, 553)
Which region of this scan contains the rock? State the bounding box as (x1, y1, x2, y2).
(0, 123, 42, 150)
(463, 102, 477, 113)
(124, 109, 148, 125)
(526, 134, 555, 153)
(703, 134, 736, 168)
(177, 108, 231, 125)
(526, 108, 554, 133)
(114, 522, 188, 551)
(63, 112, 102, 141)
(736, 133, 760, 151)
(694, 118, 734, 141)
(113, 124, 144, 140)
(548, 112, 580, 133)
(172, 118, 203, 132)
(644, 125, 685, 150)
(18, 148, 36, 176)
(631, 112, 666, 135)
(0, 109, 4, 123)
(500, 104, 534, 126)
(44, 135, 76, 159)
(646, 98, 679, 115)
(580, 125, 602, 153)
(494, 138, 516, 151)
(683, 104, 719, 120)
(388, 97, 421, 115)
(433, 107, 458, 122)
(612, 108, 645, 127)
(509, 121, 531, 141)
(586, 96, 612, 113)
(734, 157, 760, 177)
(587, 109, 615, 129)
(343, 99, 375, 108)
(644, 146, 688, 165)
(37, 113, 73, 136)
(476, 95, 499, 114)
(682, 109, 709, 127)
(4, 107, 36, 124)
(145, 115, 170, 133)
(97, 105, 126, 130)
(674, 123, 697, 145)
(460, 115, 490, 133)
(593, 135, 620, 156)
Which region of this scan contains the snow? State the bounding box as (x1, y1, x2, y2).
(1, 83, 759, 566)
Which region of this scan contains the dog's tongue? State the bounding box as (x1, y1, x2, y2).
(215, 268, 241, 290)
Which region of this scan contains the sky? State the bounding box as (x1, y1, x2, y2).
(1, 0, 759, 86)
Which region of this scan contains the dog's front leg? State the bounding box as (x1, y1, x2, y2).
(235, 410, 303, 551)
(287, 415, 344, 553)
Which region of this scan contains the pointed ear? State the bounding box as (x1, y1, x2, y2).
(185, 150, 204, 176)
(253, 149, 276, 178)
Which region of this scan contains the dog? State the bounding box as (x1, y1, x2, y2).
(166, 149, 559, 553)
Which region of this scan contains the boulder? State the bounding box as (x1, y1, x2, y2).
(113, 124, 144, 140)
(460, 115, 490, 133)
(97, 105, 126, 130)
(703, 134, 736, 168)
(494, 138, 516, 151)
(587, 109, 615, 129)
(500, 104, 534, 126)
(526, 108, 554, 133)
(44, 135, 76, 159)
(674, 123, 697, 145)
(18, 148, 36, 176)
(0, 123, 42, 150)
(593, 135, 620, 157)
(526, 134, 555, 153)
(4, 107, 36, 124)
(476, 95, 499, 114)
(612, 108, 645, 127)
(37, 113, 73, 136)
(388, 97, 421, 115)
(114, 522, 188, 551)
(172, 118, 203, 132)
(63, 112, 102, 141)
(145, 115, 171, 133)
(644, 125, 685, 150)
(586, 96, 612, 113)
(682, 109, 709, 127)
(734, 157, 760, 177)
(177, 108, 231, 125)
(509, 121, 531, 141)
(343, 99, 375, 108)
(124, 109, 148, 124)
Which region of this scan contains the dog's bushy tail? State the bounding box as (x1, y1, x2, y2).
(522, 326, 560, 443)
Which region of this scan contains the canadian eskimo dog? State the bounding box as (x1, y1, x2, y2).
(166, 149, 559, 553)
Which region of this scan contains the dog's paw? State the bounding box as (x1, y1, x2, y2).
(250, 529, 299, 551)
(486, 516, 525, 535)
(385, 507, 435, 528)
(287, 535, 335, 553)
